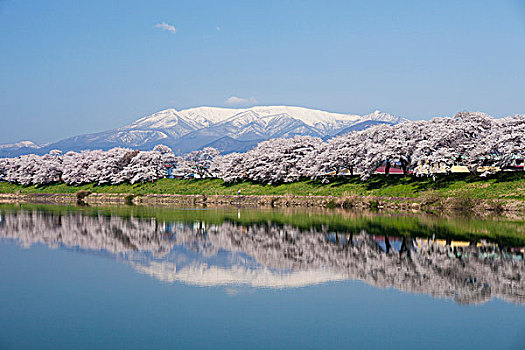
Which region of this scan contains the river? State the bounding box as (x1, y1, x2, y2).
(0, 204, 523, 349)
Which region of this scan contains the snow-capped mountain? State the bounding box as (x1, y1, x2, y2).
(123, 109, 205, 135)
(0, 140, 44, 157)
(0, 140, 41, 150)
(0, 106, 404, 156)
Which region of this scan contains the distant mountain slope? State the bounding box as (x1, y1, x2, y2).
(335, 120, 393, 136)
(202, 136, 263, 154)
(0, 106, 404, 156)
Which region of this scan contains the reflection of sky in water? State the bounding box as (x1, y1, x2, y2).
(1, 240, 524, 350)
(0, 207, 524, 348)
(0, 206, 523, 350)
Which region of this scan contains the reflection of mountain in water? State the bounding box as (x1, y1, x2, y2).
(0, 210, 523, 305)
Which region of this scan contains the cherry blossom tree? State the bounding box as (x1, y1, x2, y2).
(211, 152, 246, 183)
(61, 150, 104, 185)
(229, 136, 323, 184)
(176, 147, 220, 178)
(31, 150, 63, 185)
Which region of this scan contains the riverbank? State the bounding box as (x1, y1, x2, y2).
(0, 191, 524, 213)
(0, 173, 524, 212)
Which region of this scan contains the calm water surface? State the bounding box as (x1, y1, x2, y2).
(0, 204, 524, 349)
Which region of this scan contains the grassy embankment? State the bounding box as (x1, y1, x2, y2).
(0, 172, 524, 200)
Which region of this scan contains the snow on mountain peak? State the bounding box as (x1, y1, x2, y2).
(175, 105, 367, 126)
(363, 110, 400, 123)
(124, 109, 183, 129)
(124, 106, 401, 130)
(178, 106, 241, 124)
(0, 140, 40, 149)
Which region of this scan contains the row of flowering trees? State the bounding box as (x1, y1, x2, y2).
(0, 145, 174, 186)
(0, 112, 524, 186)
(214, 111, 525, 182)
(0, 143, 222, 186)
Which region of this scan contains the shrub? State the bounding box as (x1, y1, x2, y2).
(421, 190, 446, 209)
(124, 194, 135, 205)
(76, 190, 91, 204)
(450, 190, 476, 212)
(325, 200, 338, 208)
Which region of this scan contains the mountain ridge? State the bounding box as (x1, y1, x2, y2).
(0, 106, 404, 157)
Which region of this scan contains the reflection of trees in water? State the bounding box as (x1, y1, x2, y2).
(0, 210, 173, 257)
(174, 222, 524, 305)
(0, 210, 523, 305)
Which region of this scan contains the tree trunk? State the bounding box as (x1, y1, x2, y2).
(385, 161, 391, 176)
(401, 160, 409, 176)
(385, 235, 392, 253)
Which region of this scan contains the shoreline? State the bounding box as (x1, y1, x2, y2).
(1, 191, 524, 214)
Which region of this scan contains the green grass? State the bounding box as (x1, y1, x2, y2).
(0, 172, 524, 200)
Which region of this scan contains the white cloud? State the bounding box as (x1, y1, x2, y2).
(224, 96, 258, 107)
(216, 26, 221, 31)
(154, 22, 176, 34)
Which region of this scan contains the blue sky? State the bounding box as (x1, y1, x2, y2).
(1, 0, 524, 143)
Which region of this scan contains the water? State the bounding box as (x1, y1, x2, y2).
(0, 204, 524, 349)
